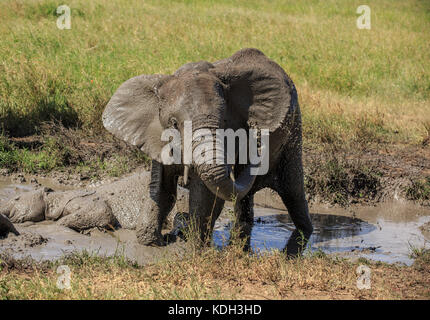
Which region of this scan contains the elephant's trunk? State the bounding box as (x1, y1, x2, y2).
(191, 115, 257, 202)
(197, 161, 257, 202)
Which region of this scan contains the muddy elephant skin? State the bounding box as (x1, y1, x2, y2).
(0, 172, 189, 234)
(103, 48, 313, 256)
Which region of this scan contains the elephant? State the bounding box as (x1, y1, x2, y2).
(0, 213, 19, 238)
(103, 48, 313, 256)
(0, 172, 189, 235)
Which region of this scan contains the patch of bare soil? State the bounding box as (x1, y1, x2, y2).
(302, 144, 430, 206)
(2, 124, 150, 186)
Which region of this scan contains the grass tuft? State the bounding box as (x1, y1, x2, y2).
(405, 177, 430, 201)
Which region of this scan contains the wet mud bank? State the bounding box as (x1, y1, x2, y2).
(0, 222, 187, 266)
(1, 172, 429, 266)
(301, 145, 430, 206)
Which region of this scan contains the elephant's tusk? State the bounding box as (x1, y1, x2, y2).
(230, 165, 236, 182)
(183, 165, 190, 186)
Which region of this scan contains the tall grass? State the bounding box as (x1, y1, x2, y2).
(0, 0, 429, 143)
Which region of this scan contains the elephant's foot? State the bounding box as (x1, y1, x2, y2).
(135, 189, 175, 246)
(232, 193, 254, 252)
(136, 212, 201, 246)
(135, 223, 166, 246)
(277, 186, 313, 258)
(229, 221, 253, 251)
(284, 229, 312, 258)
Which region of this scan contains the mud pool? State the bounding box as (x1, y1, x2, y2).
(1, 178, 429, 266)
(214, 205, 430, 266)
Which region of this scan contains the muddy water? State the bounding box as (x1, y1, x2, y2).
(0, 180, 34, 200)
(214, 204, 430, 265)
(1, 179, 429, 266)
(0, 178, 186, 265)
(0, 177, 74, 199)
(1, 222, 186, 265)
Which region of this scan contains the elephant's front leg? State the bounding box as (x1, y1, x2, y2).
(231, 193, 254, 251)
(136, 161, 176, 246)
(188, 176, 225, 245)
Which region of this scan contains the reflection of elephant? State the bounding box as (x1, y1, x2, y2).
(103, 48, 313, 256)
(276, 213, 376, 243)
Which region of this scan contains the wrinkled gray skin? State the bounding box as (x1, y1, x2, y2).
(0, 172, 189, 236)
(103, 48, 313, 256)
(0, 213, 19, 238)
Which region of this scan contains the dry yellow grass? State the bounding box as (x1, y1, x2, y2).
(0, 0, 429, 143)
(1, 248, 429, 300)
(300, 83, 430, 146)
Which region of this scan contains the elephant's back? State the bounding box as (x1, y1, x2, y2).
(97, 171, 151, 229)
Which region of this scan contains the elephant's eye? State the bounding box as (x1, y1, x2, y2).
(169, 117, 179, 129)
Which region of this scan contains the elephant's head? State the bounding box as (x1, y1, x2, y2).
(103, 48, 297, 201)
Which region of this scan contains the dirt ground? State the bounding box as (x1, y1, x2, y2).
(1, 132, 429, 300)
(3, 135, 430, 207)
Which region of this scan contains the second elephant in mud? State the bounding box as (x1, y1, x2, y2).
(0, 171, 189, 235)
(103, 48, 313, 256)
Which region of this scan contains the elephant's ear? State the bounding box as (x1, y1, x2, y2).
(102, 74, 171, 161)
(213, 48, 298, 132)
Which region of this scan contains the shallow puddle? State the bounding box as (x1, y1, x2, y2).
(213, 205, 430, 266)
(1, 179, 429, 266)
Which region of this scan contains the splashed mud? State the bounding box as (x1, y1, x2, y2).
(1, 178, 429, 266)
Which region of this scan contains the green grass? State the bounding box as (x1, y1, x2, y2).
(75, 154, 138, 179)
(0, 0, 429, 143)
(408, 244, 429, 260)
(0, 134, 67, 172)
(0, 127, 149, 175)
